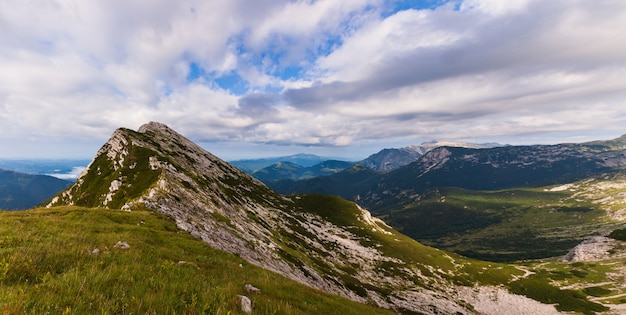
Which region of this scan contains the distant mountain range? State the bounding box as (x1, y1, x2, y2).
(271, 136, 626, 209)
(0, 169, 71, 210)
(251, 160, 356, 181)
(235, 141, 502, 181)
(359, 141, 501, 171)
(229, 153, 340, 171)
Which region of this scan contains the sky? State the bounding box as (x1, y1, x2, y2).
(1, 0, 626, 160)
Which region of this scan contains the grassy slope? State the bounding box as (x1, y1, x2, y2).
(0, 206, 393, 315)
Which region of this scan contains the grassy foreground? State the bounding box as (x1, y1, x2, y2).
(0, 206, 393, 315)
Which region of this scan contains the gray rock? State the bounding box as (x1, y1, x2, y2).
(238, 295, 252, 313)
(244, 284, 261, 294)
(113, 241, 130, 249)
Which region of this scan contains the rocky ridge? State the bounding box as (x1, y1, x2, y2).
(358, 141, 501, 172)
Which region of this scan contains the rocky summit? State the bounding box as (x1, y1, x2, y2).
(48, 122, 584, 314)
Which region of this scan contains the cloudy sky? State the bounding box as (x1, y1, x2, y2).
(1, 0, 625, 160)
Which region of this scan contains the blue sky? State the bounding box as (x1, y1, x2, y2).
(1, 0, 626, 160)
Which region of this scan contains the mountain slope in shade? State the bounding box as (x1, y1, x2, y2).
(272, 136, 626, 210)
(47, 122, 571, 314)
(251, 160, 355, 181)
(0, 169, 71, 210)
(230, 153, 335, 172)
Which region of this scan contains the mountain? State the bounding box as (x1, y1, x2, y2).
(359, 137, 626, 207)
(45, 122, 613, 314)
(230, 153, 340, 172)
(270, 136, 626, 261)
(0, 169, 71, 210)
(358, 146, 422, 171)
(252, 160, 355, 181)
(358, 142, 502, 171)
(411, 141, 503, 155)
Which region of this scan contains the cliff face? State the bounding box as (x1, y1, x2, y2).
(47, 122, 560, 314)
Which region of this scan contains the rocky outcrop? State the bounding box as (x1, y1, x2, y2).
(561, 236, 626, 262)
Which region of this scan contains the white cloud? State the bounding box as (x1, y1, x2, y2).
(47, 166, 86, 180)
(1, 0, 626, 159)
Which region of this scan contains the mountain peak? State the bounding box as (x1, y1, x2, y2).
(137, 121, 173, 134)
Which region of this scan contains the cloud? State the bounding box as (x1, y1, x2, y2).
(47, 166, 87, 180)
(276, 0, 626, 141)
(1, 0, 626, 159)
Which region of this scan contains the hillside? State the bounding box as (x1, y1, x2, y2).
(38, 122, 626, 314)
(0, 169, 71, 210)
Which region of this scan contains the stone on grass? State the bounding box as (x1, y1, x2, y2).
(114, 241, 130, 249)
(244, 284, 261, 294)
(238, 295, 252, 313)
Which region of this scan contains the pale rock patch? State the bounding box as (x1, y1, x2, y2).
(457, 286, 560, 315)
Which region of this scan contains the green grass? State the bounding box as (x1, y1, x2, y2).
(384, 186, 623, 261)
(509, 277, 608, 314)
(0, 206, 394, 315)
(514, 259, 626, 314)
(609, 228, 626, 241)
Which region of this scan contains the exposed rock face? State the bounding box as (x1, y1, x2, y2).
(457, 286, 561, 315)
(561, 236, 626, 262)
(358, 142, 502, 172)
(359, 147, 423, 171)
(46, 122, 551, 314)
